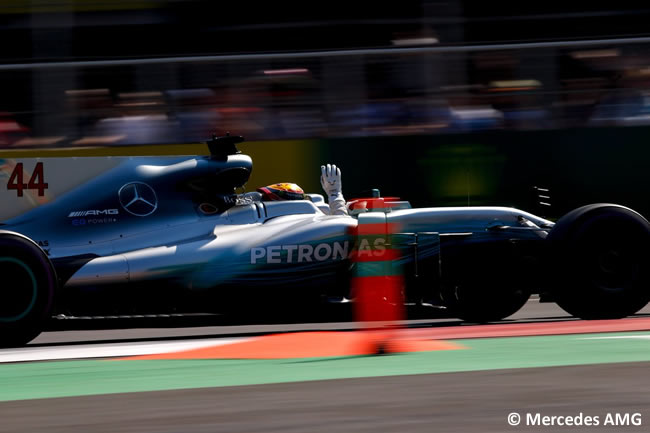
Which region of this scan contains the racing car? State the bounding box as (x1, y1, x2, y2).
(1, 134, 648, 347)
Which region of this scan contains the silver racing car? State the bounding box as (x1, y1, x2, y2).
(1, 135, 648, 346)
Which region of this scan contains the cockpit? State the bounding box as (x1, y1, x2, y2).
(198, 191, 330, 223)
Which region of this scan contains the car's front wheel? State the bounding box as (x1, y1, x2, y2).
(548, 204, 650, 319)
(442, 277, 531, 323)
(439, 240, 535, 322)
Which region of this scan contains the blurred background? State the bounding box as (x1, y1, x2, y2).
(2, 1, 650, 216)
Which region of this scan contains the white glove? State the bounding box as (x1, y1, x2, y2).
(320, 163, 342, 198)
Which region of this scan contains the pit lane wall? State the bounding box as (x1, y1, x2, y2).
(0, 127, 648, 221)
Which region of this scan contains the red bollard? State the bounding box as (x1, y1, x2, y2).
(349, 207, 405, 353)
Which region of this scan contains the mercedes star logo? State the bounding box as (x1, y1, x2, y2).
(118, 182, 158, 217)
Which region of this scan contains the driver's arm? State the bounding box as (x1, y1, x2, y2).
(320, 164, 348, 216)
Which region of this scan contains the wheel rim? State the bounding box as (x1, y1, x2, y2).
(0, 257, 37, 323)
(587, 243, 640, 293)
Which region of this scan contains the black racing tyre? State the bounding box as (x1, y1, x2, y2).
(440, 246, 532, 323)
(440, 240, 535, 323)
(0, 232, 56, 347)
(547, 204, 650, 319)
(442, 280, 531, 323)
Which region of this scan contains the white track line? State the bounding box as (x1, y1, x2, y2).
(581, 334, 650, 340)
(0, 338, 250, 363)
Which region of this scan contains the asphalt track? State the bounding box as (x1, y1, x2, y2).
(3, 362, 649, 433)
(2, 299, 650, 432)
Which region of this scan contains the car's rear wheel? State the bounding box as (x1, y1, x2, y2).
(0, 232, 56, 347)
(548, 204, 650, 319)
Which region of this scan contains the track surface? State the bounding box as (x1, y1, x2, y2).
(3, 362, 649, 433)
(2, 300, 649, 432)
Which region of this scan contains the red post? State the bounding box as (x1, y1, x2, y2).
(349, 209, 405, 353)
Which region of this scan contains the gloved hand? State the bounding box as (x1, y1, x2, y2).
(320, 163, 342, 198)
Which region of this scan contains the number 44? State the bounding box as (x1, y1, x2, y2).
(7, 162, 48, 197)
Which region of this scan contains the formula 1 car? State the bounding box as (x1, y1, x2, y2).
(1, 135, 648, 346)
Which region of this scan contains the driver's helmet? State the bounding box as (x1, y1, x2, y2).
(257, 183, 305, 201)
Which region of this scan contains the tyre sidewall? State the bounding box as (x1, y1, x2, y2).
(551, 207, 650, 318)
(0, 235, 56, 346)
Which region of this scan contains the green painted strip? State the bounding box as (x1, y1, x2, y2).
(355, 261, 402, 277)
(1, 331, 649, 402)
